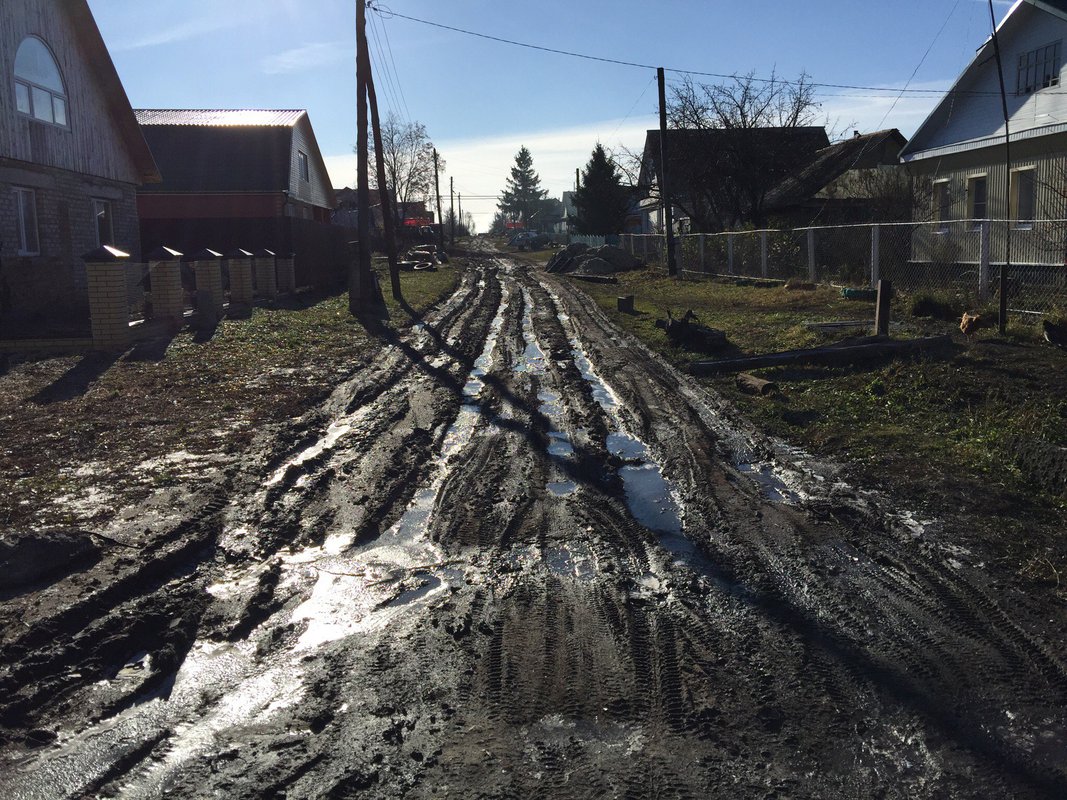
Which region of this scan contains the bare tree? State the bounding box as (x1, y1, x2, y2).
(663, 71, 826, 230)
(367, 113, 440, 224)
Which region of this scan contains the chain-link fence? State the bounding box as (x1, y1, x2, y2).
(623, 221, 1067, 317)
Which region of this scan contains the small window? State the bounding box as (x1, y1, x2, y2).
(967, 175, 988, 228)
(1017, 41, 1061, 95)
(13, 37, 68, 128)
(13, 188, 39, 255)
(1010, 169, 1036, 227)
(933, 181, 951, 231)
(298, 150, 310, 182)
(92, 199, 114, 247)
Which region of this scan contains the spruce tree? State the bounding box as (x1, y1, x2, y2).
(498, 147, 548, 229)
(574, 143, 630, 235)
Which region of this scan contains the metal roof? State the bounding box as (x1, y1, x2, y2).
(134, 109, 307, 127)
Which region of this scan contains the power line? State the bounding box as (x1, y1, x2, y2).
(367, 11, 406, 121)
(373, 8, 412, 121)
(367, 3, 1047, 97)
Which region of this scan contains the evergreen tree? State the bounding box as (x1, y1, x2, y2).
(573, 143, 630, 235)
(498, 146, 547, 228)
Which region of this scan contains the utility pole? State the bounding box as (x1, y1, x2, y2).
(657, 67, 678, 277)
(365, 48, 401, 300)
(575, 168, 580, 191)
(433, 148, 444, 251)
(351, 0, 372, 313)
(988, 0, 1012, 334)
(449, 176, 456, 246)
(458, 193, 463, 235)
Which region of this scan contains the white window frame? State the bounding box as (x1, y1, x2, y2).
(298, 150, 310, 182)
(1010, 168, 1037, 229)
(1017, 41, 1061, 95)
(13, 187, 40, 256)
(966, 174, 988, 230)
(92, 198, 114, 247)
(13, 36, 69, 129)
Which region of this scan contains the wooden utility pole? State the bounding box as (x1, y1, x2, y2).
(657, 67, 678, 277)
(575, 168, 580, 191)
(364, 44, 401, 299)
(988, 0, 1012, 334)
(458, 193, 462, 235)
(450, 176, 456, 245)
(433, 148, 444, 250)
(352, 0, 371, 314)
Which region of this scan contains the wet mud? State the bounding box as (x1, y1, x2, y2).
(1, 252, 1065, 798)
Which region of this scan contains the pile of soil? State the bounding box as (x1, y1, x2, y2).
(545, 243, 642, 276)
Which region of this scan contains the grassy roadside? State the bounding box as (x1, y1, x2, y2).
(0, 262, 461, 529)
(570, 267, 1067, 590)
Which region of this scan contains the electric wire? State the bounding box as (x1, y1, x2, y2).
(367, 11, 405, 121)
(367, 3, 1059, 97)
(374, 8, 413, 121)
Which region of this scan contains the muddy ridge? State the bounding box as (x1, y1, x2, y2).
(1, 252, 1065, 799)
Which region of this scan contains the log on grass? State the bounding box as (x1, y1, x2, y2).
(736, 373, 778, 396)
(690, 335, 952, 376)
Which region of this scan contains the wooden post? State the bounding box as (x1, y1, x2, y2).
(433, 148, 444, 250)
(352, 0, 371, 314)
(365, 56, 402, 300)
(760, 230, 769, 278)
(146, 246, 184, 327)
(617, 294, 634, 313)
(728, 233, 735, 275)
(657, 67, 678, 277)
(875, 279, 893, 337)
(870, 224, 880, 288)
(807, 228, 816, 282)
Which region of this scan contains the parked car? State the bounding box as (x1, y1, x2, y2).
(507, 231, 550, 251)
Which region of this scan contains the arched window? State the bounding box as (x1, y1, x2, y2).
(14, 37, 67, 127)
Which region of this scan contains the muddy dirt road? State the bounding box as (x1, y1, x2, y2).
(2, 253, 1066, 798)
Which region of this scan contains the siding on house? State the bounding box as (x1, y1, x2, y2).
(1, 0, 155, 327)
(0, 0, 142, 184)
(904, 3, 1067, 160)
(289, 116, 333, 211)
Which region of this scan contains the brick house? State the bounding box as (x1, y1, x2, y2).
(134, 110, 341, 276)
(1, 0, 160, 332)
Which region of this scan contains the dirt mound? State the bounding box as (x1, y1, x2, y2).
(546, 244, 641, 275)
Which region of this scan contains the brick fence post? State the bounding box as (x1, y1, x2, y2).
(146, 245, 184, 328)
(83, 245, 131, 351)
(189, 248, 224, 319)
(276, 252, 296, 294)
(254, 248, 278, 301)
(226, 248, 254, 310)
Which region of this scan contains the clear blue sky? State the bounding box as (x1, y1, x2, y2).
(88, 0, 1014, 231)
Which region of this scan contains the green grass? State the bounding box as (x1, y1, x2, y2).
(572, 268, 1067, 520)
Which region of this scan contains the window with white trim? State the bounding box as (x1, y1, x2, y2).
(13, 37, 68, 127)
(13, 187, 40, 255)
(1017, 41, 1061, 95)
(92, 199, 114, 247)
(298, 150, 310, 182)
(1010, 168, 1036, 228)
(967, 175, 988, 228)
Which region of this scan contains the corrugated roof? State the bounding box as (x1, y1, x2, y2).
(765, 129, 907, 209)
(134, 109, 306, 127)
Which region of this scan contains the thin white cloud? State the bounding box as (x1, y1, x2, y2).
(261, 42, 350, 75)
(116, 16, 240, 51)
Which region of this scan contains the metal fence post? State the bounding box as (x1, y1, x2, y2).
(807, 228, 816, 282)
(728, 233, 735, 275)
(979, 220, 991, 302)
(699, 233, 706, 274)
(870, 225, 881, 288)
(760, 230, 769, 278)
(643, 235, 649, 261)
